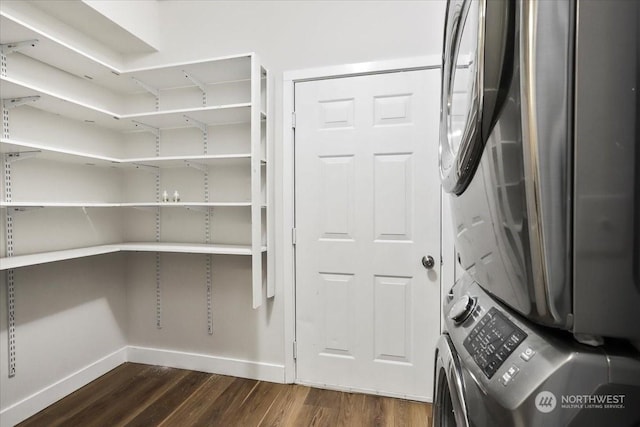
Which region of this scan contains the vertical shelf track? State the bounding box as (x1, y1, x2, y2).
(133, 119, 162, 330)
(1, 42, 41, 377)
(3, 99, 16, 377)
(155, 131, 162, 329)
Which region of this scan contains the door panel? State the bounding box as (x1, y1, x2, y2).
(295, 69, 441, 399)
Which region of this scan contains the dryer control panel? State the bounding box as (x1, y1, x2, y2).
(463, 307, 527, 378)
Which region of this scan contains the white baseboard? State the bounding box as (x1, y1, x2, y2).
(0, 346, 127, 427)
(295, 380, 432, 403)
(127, 346, 286, 383)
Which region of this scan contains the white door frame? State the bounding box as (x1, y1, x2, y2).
(280, 56, 454, 383)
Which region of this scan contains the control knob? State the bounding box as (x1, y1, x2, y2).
(448, 295, 476, 325)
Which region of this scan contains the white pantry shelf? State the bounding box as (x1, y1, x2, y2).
(0, 12, 131, 93)
(0, 242, 267, 270)
(0, 77, 253, 131)
(1, 35, 271, 322)
(0, 244, 121, 270)
(1, 12, 255, 94)
(0, 139, 253, 167)
(0, 138, 120, 165)
(124, 103, 252, 129)
(0, 201, 120, 208)
(126, 154, 251, 167)
(0, 201, 254, 208)
(121, 242, 264, 255)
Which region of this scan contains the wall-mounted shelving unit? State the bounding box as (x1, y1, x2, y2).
(0, 10, 271, 378)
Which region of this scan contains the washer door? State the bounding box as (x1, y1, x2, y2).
(439, 0, 514, 195)
(433, 335, 469, 427)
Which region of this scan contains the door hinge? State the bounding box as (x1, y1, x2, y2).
(291, 112, 296, 129)
(293, 341, 297, 359)
(292, 227, 297, 245)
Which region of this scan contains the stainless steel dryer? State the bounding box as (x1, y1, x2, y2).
(435, 0, 640, 425)
(439, 0, 640, 344)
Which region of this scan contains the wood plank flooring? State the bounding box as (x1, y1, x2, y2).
(19, 363, 432, 427)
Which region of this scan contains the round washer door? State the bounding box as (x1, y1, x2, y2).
(439, 0, 514, 195)
(433, 335, 470, 427)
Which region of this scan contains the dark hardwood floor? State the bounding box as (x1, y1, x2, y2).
(18, 363, 432, 427)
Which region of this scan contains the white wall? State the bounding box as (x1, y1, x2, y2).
(127, 1, 446, 70)
(0, 255, 127, 425)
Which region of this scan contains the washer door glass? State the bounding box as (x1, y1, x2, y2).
(440, 0, 482, 195)
(447, 0, 479, 161)
(439, 0, 514, 195)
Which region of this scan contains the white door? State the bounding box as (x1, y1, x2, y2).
(294, 69, 441, 400)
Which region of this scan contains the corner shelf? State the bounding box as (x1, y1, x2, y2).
(0, 242, 268, 271)
(1, 41, 270, 309)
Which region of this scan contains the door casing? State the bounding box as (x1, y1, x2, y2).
(279, 56, 455, 385)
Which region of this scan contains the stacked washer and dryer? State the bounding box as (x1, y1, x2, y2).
(435, 0, 640, 426)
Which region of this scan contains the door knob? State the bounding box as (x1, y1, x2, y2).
(422, 255, 435, 269)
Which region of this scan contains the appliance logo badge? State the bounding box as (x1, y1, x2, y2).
(535, 391, 557, 413)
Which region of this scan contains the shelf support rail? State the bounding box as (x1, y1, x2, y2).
(155, 130, 162, 329)
(131, 77, 159, 111)
(205, 175, 213, 334)
(182, 70, 207, 106)
(3, 153, 16, 377)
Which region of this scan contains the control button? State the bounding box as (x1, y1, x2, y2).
(506, 365, 519, 378)
(520, 347, 536, 362)
(448, 295, 477, 325)
(500, 372, 512, 386)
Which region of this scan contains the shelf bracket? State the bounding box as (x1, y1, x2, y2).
(184, 160, 207, 173)
(184, 205, 208, 214)
(9, 206, 44, 213)
(182, 70, 207, 106)
(183, 115, 207, 133)
(131, 120, 160, 137)
(131, 77, 159, 97)
(2, 96, 40, 110)
(0, 39, 39, 55)
(132, 162, 159, 174)
(4, 151, 39, 164)
(182, 70, 206, 92)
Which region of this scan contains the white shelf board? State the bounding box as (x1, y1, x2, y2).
(0, 201, 252, 208)
(0, 139, 252, 167)
(1, 77, 125, 130)
(124, 104, 251, 129)
(0, 242, 268, 270)
(0, 13, 133, 94)
(121, 242, 259, 255)
(124, 55, 252, 90)
(120, 202, 252, 207)
(0, 201, 119, 208)
(0, 244, 121, 270)
(1, 78, 252, 131)
(126, 154, 251, 167)
(0, 138, 120, 166)
(0, 13, 254, 94)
